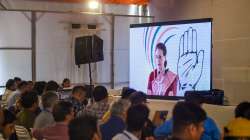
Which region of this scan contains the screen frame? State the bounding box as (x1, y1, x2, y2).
(129, 18, 213, 100)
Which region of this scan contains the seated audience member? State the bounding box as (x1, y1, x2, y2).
(7, 81, 28, 109)
(102, 87, 135, 122)
(78, 85, 110, 119)
(121, 87, 136, 99)
(129, 92, 155, 140)
(113, 104, 149, 140)
(101, 87, 135, 122)
(16, 91, 39, 130)
(2, 109, 18, 140)
(224, 101, 250, 137)
(1, 79, 16, 109)
(14, 77, 22, 87)
(34, 91, 59, 129)
(169, 101, 207, 140)
(154, 96, 220, 140)
(27, 81, 34, 92)
(45, 80, 59, 93)
(68, 115, 100, 140)
(154, 96, 221, 140)
(129, 91, 147, 106)
(100, 99, 131, 140)
(33, 101, 74, 140)
(62, 78, 71, 89)
(33, 81, 47, 96)
(234, 101, 250, 118)
(65, 86, 87, 114)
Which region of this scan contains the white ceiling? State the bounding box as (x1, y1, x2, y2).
(0, 0, 148, 16)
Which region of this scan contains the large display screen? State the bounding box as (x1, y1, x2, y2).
(129, 18, 212, 98)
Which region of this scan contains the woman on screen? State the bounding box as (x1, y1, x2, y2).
(147, 43, 178, 96)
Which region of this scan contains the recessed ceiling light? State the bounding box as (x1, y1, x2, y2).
(88, 0, 99, 10)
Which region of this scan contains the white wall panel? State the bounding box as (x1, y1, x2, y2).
(0, 50, 32, 86)
(0, 11, 31, 47)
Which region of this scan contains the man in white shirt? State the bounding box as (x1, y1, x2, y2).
(1, 79, 16, 109)
(33, 91, 59, 129)
(7, 81, 28, 109)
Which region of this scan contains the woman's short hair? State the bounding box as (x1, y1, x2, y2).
(155, 43, 167, 56)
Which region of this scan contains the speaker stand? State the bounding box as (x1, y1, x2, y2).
(88, 62, 93, 86)
(88, 62, 94, 103)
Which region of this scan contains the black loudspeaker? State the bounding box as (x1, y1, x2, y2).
(88, 24, 97, 29)
(75, 35, 104, 65)
(185, 89, 224, 105)
(72, 24, 81, 29)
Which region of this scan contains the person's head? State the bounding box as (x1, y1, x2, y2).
(14, 77, 22, 86)
(244, 109, 250, 120)
(33, 81, 47, 96)
(235, 101, 250, 118)
(20, 91, 39, 111)
(155, 43, 167, 72)
(17, 81, 28, 93)
(121, 87, 136, 99)
(62, 78, 71, 88)
(126, 104, 149, 136)
(185, 92, 204, 106)
(5, 79, 16, 91)
(110, 99, 131, 121)
(2, 109, 16, 139)
(172, 101, 207, 140)
(72, 86, 87, 102)
(45, 80, 59, 92)
(42, 91, 59, 110)
(93, 86, 108, 102)
(52, 101, 74, 123)
(129, 91, 147, 106)
(69, 115, 100, 140)
(27, 81, 34, 92)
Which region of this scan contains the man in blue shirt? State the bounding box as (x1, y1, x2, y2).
(100, 99, 131, 140)
(155, 93, 221, 140)
(154, 117, 220, 140)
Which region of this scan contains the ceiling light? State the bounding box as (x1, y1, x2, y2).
(88, 0, 99, 10)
